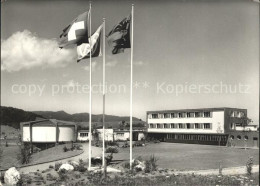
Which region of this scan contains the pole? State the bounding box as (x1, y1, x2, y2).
(102, 18, 106, 168)
(130, 4, 134, 170)
(88, 1, 92, 169)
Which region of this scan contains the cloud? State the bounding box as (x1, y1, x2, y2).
(134, 61, 146, 66)
(82, 61, 97, 71)
(1, 30, 76, 72)
(106, 61, 118, 67)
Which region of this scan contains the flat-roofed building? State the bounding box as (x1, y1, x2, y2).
(147, 107, 258, 148)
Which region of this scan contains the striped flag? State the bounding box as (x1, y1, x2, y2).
(77, 24, 103, 62)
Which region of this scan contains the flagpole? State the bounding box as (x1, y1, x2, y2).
(88, 1, 92, 170)
(102, 18, 106, 168)
(130, 4, 134, 170)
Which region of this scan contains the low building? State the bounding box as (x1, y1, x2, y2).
(96, 128, 146, 142)
(147, 107, 259, 148)
(21, 119, 77, 148)
(77, 130, 89, 142)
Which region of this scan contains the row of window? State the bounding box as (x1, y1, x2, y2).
(167, 134, 227, 141)
(230, 111, 245, 118)
(149, 111, 212, 119)
(149, 123, 212, 130)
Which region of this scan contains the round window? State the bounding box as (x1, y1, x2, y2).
(237, 135, 241, 140)
(230, 135, 234, 140)
(244, 136, 248, 140)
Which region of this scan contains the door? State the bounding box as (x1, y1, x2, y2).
(253, 137, 258, 148)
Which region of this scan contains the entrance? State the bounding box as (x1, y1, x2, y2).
(253, 137, 258, 148)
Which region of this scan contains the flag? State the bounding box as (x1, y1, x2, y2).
(59, 11, 90, 48)
(107, 15, 131, 54)
(77, 24, 103, 62)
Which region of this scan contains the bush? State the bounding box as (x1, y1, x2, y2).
(105, 146, 118, 153)
(122, 142, 129, 148)
(63, 146, 69, 152)
(105, 153, 113, 165)
(0, 171, 5, 184)
(144, 154, 158, 173)
(49, 165, 54, 169)
(17, 143, 32, 164)
(246, 157, 253, 176)
(54, 162, 62, 171)
(105, 141, 119, 147)
(77, 159, 87, 172)
(58, 169, 69, 181)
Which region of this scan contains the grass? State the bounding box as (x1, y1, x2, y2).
(113, 142, 259, 171)
(0, 143, 83, 170)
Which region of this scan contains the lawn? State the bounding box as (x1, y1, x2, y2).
(0, 144, 83, 170)
(113, 142, 259, 171)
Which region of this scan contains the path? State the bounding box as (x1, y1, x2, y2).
(18, 143, 102, 174)
(176, 165, 259, 175)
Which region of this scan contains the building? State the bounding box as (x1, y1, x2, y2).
(96, 128, 146, 142)
(21, 119, 77, 148)
(77, 130, 89, 142)
(147, 107, 259, 148)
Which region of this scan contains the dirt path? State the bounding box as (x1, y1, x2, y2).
(176, 165, 259, 175)
(18, 143, 102, 174)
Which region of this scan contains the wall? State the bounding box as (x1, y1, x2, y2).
(227, 131, 259, 148)
(148, 111, 225, 134)
(97, 129, 114, 141)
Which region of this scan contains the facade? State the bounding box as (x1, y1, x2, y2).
(147, 107, 259, 147)
(77, 130, 89, 141)
(96, 128, 146, 142)
(21, 119, 77, 144)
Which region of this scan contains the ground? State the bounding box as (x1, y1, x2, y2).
(0, 143, 84, 170)
(113, 142, 259, 171)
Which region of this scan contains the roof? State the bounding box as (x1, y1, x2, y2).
(147, 107, 247, 114)
(21, 119, 77, 127)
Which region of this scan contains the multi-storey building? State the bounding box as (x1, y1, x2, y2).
(147, 107, 258, 147)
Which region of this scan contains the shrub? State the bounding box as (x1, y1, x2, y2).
(144, 154, 158, 173)
(122, 142, 129, 148)
(49, 165, 54, 169)
(54, 162, 62, 171)
(58, 169, 68, 181)
(105, 146, 118, 153)
(63, 146, 69, 152)
(105, 153, 113, 165)
(0, 171, 5, 184)
(105, 141, 119, 147)
(17, 143, 32, 164)
(246, 157, 253, 176)
(77, 159, 87, 172)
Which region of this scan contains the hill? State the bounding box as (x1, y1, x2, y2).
(0, 106, 143, 130)
(33, 111, 141, 122)
(0, 106, 43, 129)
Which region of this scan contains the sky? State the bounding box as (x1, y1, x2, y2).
(1, 0, 259, 123)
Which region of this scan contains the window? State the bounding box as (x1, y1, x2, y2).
(149, 124, 155, 128)
(178, 123, 184, 128)
(204, 111, 211, 117)
(204, 123, 211, 129)
(179, 113, 186, 118)
(164, 124, 168, 128)
(164, 113, 170, 118)
(187, 112, 195, 118)
(117, 133, 124, 136)
(195, 123, 201, 129)
(158, 114, 164, 119)
(80, 133, 88, 137)
(230, 123, 235, 130)
(156, 124, 160, 128)
(244, 136, 248, 140)
(186, 123, 191, 129)
(230, 135, 234, 140)
(152, 114, 158, 119)
(237, 135, 241, 140)
(171, 113, 178, 118)
(170, 124, 175, 128)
